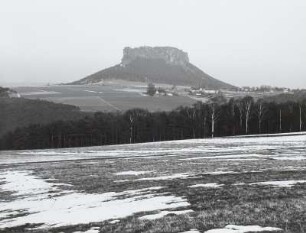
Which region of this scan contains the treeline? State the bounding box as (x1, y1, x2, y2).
(263, 91, 306, 103)
(0, 96, 305, 150)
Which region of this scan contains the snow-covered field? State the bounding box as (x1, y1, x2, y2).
(0, 132, 305, 232)
(1, 132, 305, 165)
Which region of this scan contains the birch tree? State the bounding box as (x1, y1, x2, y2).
(126, 109, 148, 144)
(279, 108, 282, 133)
(255, 100, 267, 134)
(299, 102, 303, 131)
(129, 114, 133, 144)
(209, 103, 220, 138)
(241, 96, 253, 134)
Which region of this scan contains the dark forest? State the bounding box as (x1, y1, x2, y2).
(0, 96, 305, 150)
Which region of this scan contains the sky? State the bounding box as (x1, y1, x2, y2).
(0, 0, 305, 88)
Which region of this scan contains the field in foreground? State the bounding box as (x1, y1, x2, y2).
(0, 133, 306, 233)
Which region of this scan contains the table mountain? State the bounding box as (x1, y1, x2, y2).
(71, 46, 234, 89)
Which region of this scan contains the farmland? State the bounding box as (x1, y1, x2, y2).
(0, 132, 306, 232)
(12, 82, 295, 113)
(13, 83, 197, 112)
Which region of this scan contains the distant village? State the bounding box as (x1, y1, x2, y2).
(149, 83, 304, 102)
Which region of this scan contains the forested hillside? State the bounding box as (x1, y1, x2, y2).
(0, 97, 88, 137)
(1, 96, 305, 150)
(0, 86, 13, 97)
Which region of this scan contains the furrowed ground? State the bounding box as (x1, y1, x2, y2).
(0, 133, 305, 233)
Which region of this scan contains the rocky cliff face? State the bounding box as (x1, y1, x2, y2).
(121, 46, 189, 67)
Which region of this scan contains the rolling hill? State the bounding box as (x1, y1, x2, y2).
(0, 97, 88, 137)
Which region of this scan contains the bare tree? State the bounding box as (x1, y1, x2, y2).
(211, 105, 216, 138)
(299, 102, 303, 131)
(244, 98, 253, 134)
(279, 108, 282, 133)
(209, 103, 220, 138)
(129, 114, 133, 144)
(230, 100, 236, 135)
(127, 109, 149, 143)
(237, 96, 253, 134)
(289, 104, 294, 132)
(255, 100, 266, 134)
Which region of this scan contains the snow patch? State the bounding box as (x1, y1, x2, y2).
(0, 171, 189, 229)
(233, 183, 245, 186)
(109, 219, 120, 224)
(271, 156, 306, 161)
(115, 171, 153, 176)
(114, 179, 130, 183)
(20, 91, 59, 96)
(251, 180, 306, 188)
(180, 154, 265, 161)
(137, 173, 190, 181)
(189, 183, 223, 188)
(204, 225, 282, 233)
(180, 230, 201, 233)
(205, 171, 238, 175)
(73, 227, 100, 233)
(0, 171, 58, 197)
(83, 90, 103, 94)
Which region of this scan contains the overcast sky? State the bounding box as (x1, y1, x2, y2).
(0, 0, 305, 88)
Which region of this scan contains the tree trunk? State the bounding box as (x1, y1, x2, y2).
(211, 108, 215, 138)
(258, 104, 263, 134)
(129, 115, 133, 144)
(245, 102, 252, 134)
(203, 116, 206, 138)
(279, 109, 282, 133)
(300, 105, 302, 131)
